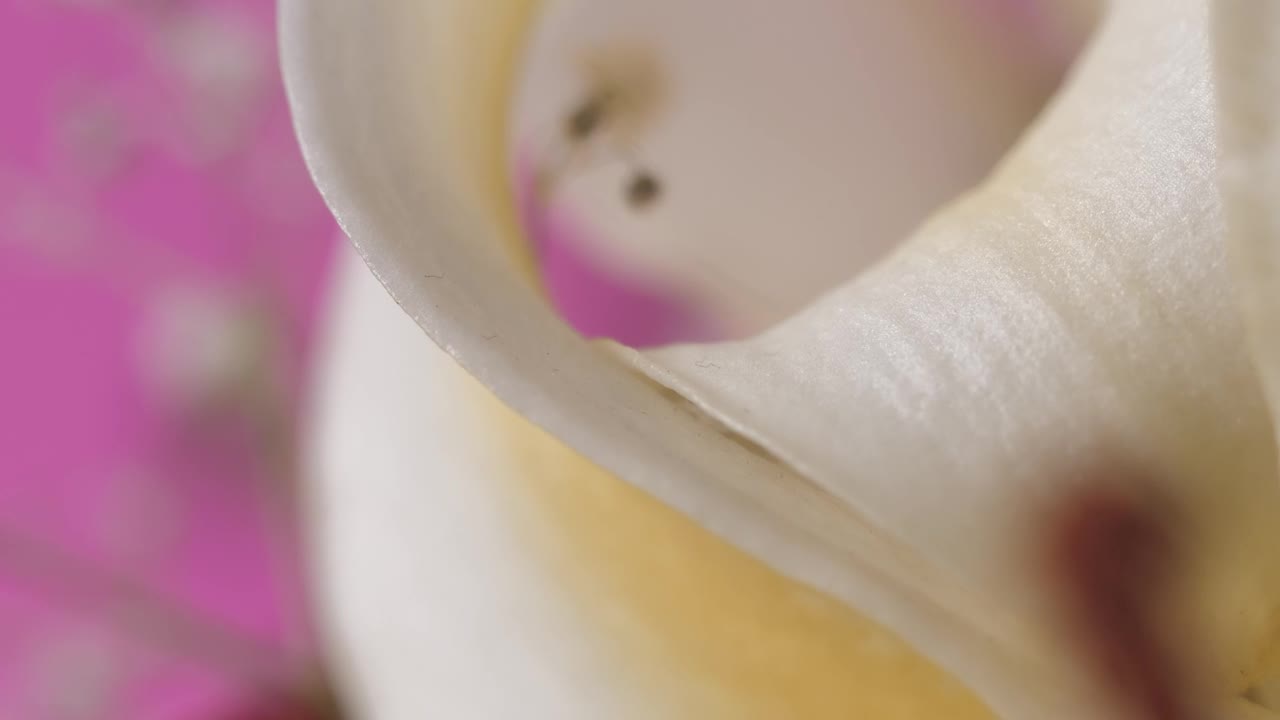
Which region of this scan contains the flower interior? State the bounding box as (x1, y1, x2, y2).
(510, 0, 1100, 346)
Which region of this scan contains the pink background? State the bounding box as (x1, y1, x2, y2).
(1, 1, 339, 717)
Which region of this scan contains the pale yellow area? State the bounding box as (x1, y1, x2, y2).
(479, 380, 991, 719)
(417, 0, 543, 270)
(436, 0, 991, 716)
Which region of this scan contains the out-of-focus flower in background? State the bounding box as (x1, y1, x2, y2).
(0, 1, 340, 718)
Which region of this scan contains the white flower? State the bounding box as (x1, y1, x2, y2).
(286, 0, 1280, 717)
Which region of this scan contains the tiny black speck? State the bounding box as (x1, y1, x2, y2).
(566, 100, 604, 141)
(627, 172, 661, 209)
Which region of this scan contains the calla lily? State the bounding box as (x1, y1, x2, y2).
(286, 0, 1280, 718)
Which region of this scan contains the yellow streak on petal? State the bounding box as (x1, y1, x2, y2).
(479, 381, 993, 719)
(418, 0, 543, 270)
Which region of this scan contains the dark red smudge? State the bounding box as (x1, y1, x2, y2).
(217, 680, 344, 720)
(1047, 481, 1200, 720)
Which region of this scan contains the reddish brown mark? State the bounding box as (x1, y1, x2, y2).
(1048, 483, 1200, 720)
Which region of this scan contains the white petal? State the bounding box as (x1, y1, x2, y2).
(1215, 1, 1280, 474)
(284, 0, 1280, 715)
(307, 248, 638, 719)
(310, 246, 998, 719)
(636, 0, 1280, 701)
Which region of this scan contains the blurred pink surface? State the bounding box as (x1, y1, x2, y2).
(0, 1, 338, 717)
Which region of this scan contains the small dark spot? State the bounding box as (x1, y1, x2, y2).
(626, 171, 661, 209)
(565, 95, 609, 141)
